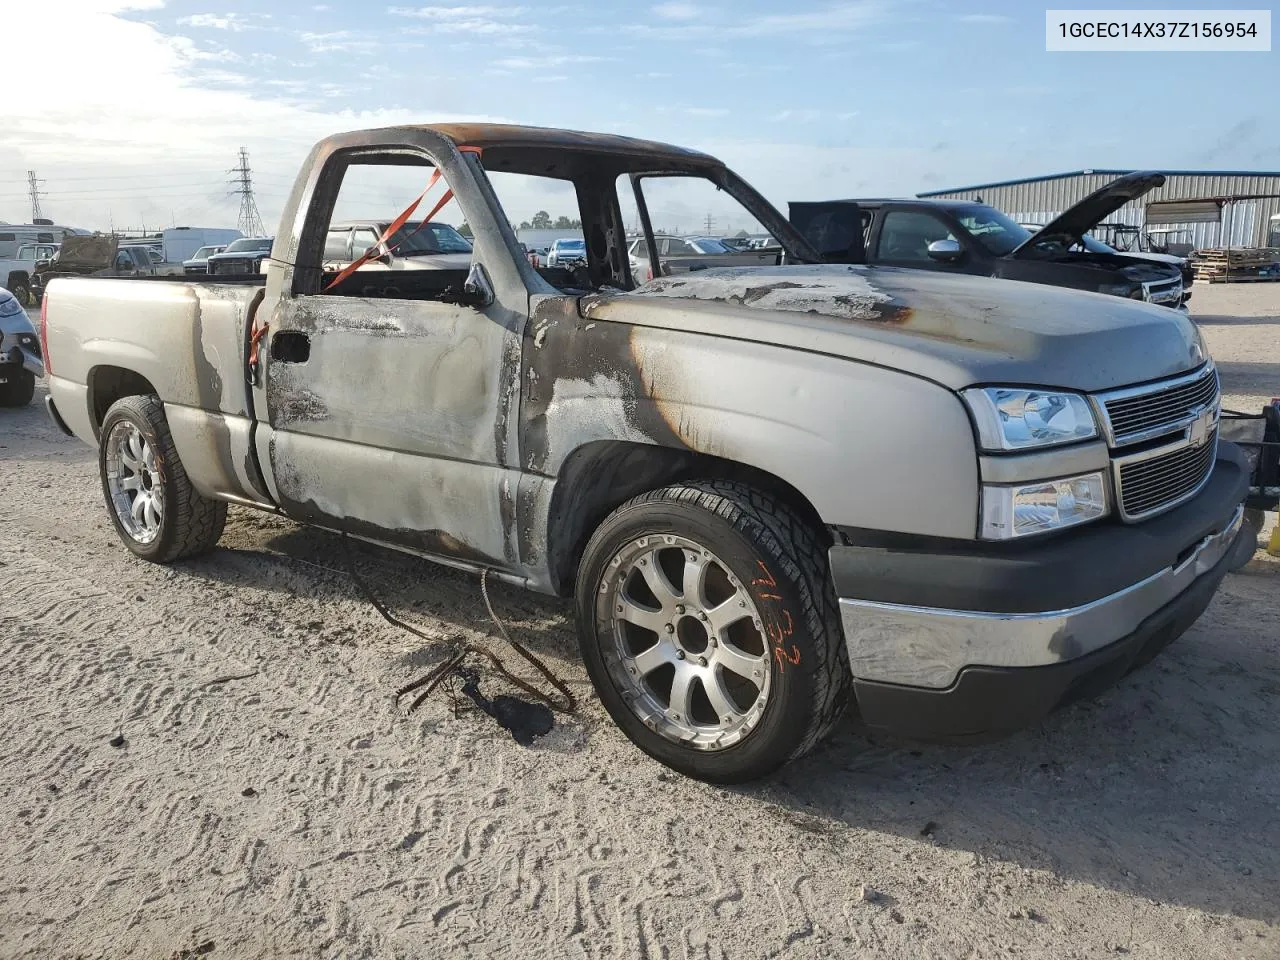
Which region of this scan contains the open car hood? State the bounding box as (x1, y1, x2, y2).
(1011, 172, 1165, 258)
(51, 235, 118, 271)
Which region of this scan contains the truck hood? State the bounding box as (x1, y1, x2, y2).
(51, 235, 118, 271)
(585, 264, 1206, 393)
(1011, 171, 1165, 257)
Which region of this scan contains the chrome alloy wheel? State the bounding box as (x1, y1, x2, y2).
(599, 535, 772, 750)
(105, 421, 164, 544)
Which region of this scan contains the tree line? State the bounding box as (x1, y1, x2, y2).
(457, 210, 581, 238)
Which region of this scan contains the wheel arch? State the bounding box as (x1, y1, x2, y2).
(544, 439, 831, 597)
(87, 365, 160, 439)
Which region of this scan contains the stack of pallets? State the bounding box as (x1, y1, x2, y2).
(1191, 248, 1280, 283)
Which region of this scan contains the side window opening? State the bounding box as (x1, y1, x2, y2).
(297, 151, 475, 302)
(616, 173, 769, 287)
(479, 169, 601, 293)
(877, 211, 957, 263)
(323, 228, 350, 261)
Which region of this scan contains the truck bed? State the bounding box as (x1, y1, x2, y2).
(42, 275, 266, 505)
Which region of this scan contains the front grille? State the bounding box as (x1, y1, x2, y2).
(1100, 365, 1219, 445)
(211, 258, 251, 275)
(1117, 430, 1217, 520)
(1144, 278, 1183, 306)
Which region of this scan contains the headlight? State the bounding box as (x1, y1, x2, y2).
(981, 471, 1108, 540)
(1098, 282, 1142, 298)
(962, 387, 1098, 451)
(0, 295, 22, 317)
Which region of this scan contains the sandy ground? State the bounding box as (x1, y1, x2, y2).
(1, 283, 1279, 960)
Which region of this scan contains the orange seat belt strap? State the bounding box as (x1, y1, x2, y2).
(323, 167, 442, 292)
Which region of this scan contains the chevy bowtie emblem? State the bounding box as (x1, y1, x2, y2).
(1187, 404, 1216, 448)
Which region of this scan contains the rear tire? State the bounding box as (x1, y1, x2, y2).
(575, 479, 850, 783)
(0, 369, 35, 407)
(9, 277, 31, 306)
(98, 394, 227, 563)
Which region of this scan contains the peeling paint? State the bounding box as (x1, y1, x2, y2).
(274, 386, 330, 423)
(632, 265, 900, 322)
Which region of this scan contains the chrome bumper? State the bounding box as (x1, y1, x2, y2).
(838, 503, 1244, 690)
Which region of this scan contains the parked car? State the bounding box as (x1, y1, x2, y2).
(0, 241, 60, 304)
(323, 219, 473, 273)
(0, 287, 42, 406)
(1021, 224, 1193, 306)
(40, 123, 1248, 783)
(626, 234, 779, 282)
(791, 172, 1187, 311)
(205, 237, 275, 276)
(183, 244, 228, 276)
(31, 237, 181, 301)
(545, 237, 587, 268)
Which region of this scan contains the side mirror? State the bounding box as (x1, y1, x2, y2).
(361, 246, 392, 265)
(462, 262, 495, 308)
(926, 238, 963, 262)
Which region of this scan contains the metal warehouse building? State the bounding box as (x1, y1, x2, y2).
(919, 170, 1280, 250)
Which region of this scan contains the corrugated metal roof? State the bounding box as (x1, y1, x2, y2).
(918, 170, 1280, 247)
(919, 169, 1280, 197)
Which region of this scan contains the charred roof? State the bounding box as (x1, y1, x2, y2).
(426, 123, 718, 161)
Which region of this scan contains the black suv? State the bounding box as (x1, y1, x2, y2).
(791, 172, 1187, 311)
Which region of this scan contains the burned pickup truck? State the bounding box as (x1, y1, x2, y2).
(41, 124, 1250, 782)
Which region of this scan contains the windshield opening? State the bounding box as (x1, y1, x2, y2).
(953, 204, 1033, 256)
(224, 238, 272, 253)
(383, 221, 473, 256)
(689, 237, 730, 254)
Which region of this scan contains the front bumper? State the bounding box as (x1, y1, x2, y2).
(833, 445, 1249, 740)
(5, 343, 44, 379)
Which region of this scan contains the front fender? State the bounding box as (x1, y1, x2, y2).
(523, 311, 980, 541)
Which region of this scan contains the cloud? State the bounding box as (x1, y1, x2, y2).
(956, 13, 1012, 23)
(177, 12, 250, 31)
(771, 109, 824, 123)
(389, 4, 527, 17)
(298, 30, 378, 53)
(652, 2, 699, 19)
(492, 53, 609, 69)
(655, 106, 730, 118)
(0, 0, 505, 231)
(1195, 116, 1261, 165)
(621, 1, 893, 40)
(388, 4, 536, 33)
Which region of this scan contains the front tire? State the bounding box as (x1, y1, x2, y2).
(0, 368, 35, 407)
(99, 395, 227, 563)
(575, 480, 850, 783)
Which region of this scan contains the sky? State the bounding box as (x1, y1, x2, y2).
(1, 0, 1275, 234)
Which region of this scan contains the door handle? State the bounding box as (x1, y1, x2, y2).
(272, 331, 311, 364)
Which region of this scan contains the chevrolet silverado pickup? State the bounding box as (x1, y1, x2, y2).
(40, 124, 1250, 782)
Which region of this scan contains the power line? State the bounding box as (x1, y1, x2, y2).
(703, 212, 715, 234)
(229, 147, 266, 238)
(28, 171, 45, 221)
